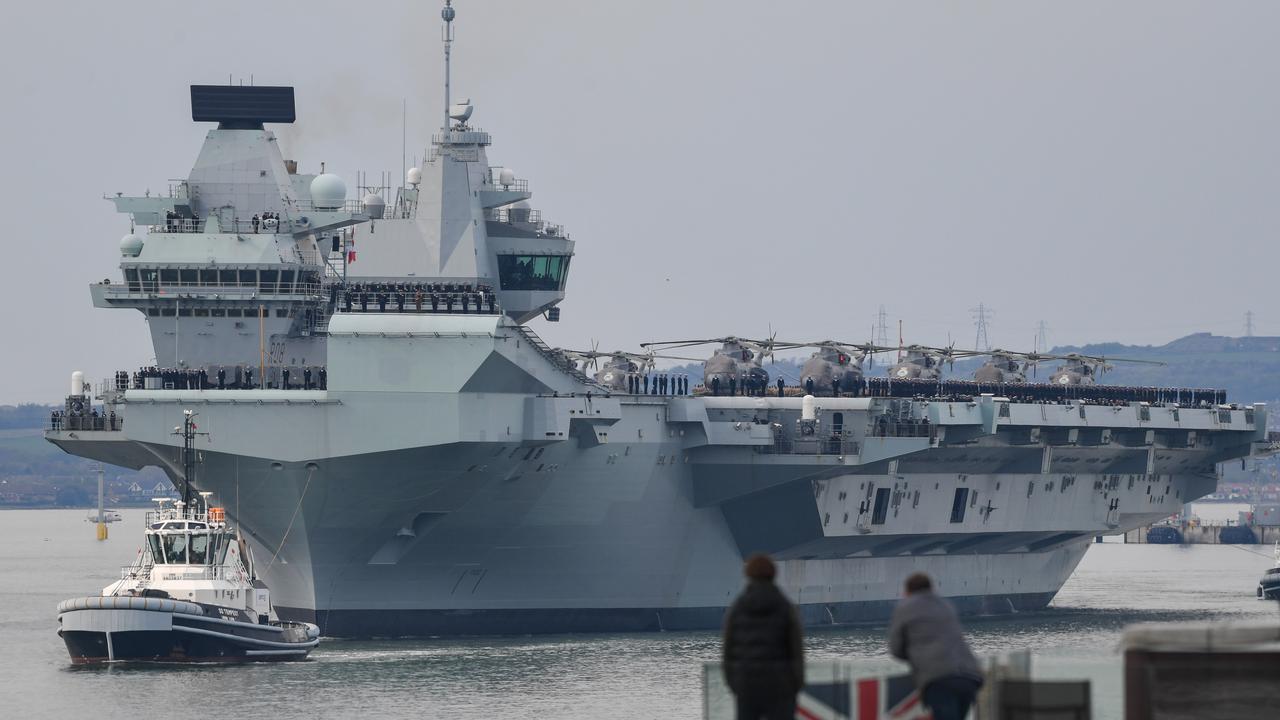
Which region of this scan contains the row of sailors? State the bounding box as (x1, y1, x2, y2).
(707, 375, 776, 397)
(333, 281, 499, 315)
(127, 366, 328, 391)
(622, 374, 691, 396)
(50, 409, 121, 432)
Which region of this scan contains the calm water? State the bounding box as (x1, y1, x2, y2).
(2, 509, 1276, 719)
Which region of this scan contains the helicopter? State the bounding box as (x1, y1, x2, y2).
(885, 344, 984, 381)
(561, 347, 699, 392)
(797, 341, 896, 394)
(640, 336, 793, 394)
(966, 349, 1165, 385)
(972, 349, 1041, 383)
(1045, 352, 1165, 386)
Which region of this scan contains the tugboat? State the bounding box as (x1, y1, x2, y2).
(1258, 542, 1280, 600)
(56, 411, 319, 664)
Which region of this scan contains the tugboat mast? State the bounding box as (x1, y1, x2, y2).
(175, 410, 204, 507)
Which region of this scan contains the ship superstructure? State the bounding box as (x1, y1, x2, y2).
(47, 2, 1276, 636)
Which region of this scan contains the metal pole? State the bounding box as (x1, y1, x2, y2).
(258, 305, 266, 388)
(96, 463, 107, 541)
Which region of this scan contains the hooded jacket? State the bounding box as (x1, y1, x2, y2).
(721, 579, 805, 694)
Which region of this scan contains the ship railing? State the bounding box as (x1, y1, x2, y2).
(486, 207, 542, 224)
(484, 168, 531, 193)
(510, 324, 594, 383)
(49, 413, 123, 433)
(119, 565, 152, 582)
(166, 180, 190, 199)
(868, 419, 932, 439)
(431, 129, 492, 146)
(104, 281, 327, 298)
(755, 437, 860, 456)
(153, 565, 242, 582)
(128, 365, 328, 391)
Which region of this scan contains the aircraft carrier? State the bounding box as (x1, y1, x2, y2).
(46, 2, 1274, 636)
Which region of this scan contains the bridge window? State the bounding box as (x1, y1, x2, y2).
(200, 269, 218, 286)
(497, 254, 569, 291)
(280, 270, 295, 292)
(259, 269, 279, 293)
(950, 488, 969, 523)
(124, 269, 141, 292)
(180, 269, 197, 284)
(160, 269, 179, 284)
(238, 270, 257, 286)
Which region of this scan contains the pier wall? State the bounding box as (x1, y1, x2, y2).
(1121, 523, 1280, 544)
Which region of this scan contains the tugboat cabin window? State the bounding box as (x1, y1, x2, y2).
(188, 533, 210, 564)
(497, 254, 569, 291)
(161, 533, 189, 564)
(148, 534, 166, 563)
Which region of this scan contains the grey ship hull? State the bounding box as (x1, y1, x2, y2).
(49, 314, 1263, 637)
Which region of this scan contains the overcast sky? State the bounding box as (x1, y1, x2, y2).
(2, 1, 1278, 403)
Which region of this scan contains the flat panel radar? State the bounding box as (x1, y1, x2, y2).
(190, 85, 296, 128)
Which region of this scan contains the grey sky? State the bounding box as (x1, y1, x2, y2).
(2, 1, 1278, 403)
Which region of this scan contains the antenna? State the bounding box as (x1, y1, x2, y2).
(402, 97, 407, 189)
(971, 303, 993, 352)
(1245, 310, 1255, 337)
(1034, 320, 1050, 354)
(442, 0, 456, 132)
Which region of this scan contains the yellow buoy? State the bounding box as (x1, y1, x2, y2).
(96, 522, 108, 541)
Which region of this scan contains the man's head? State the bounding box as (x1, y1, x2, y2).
(904, 572, 932, 595)
(744, 553, 776, 582)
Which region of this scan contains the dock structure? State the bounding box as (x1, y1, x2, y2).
(1122, 521, 1280, 544)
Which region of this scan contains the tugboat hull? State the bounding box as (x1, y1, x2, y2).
(57, 597, 319, 664)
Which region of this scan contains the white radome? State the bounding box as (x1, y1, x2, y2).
(498, 168, 516, 186)
(119, 233, 144, 257)
(362, 193, 386, 218)
(309, 173, 347, 210)
(406, 167, 423, 186)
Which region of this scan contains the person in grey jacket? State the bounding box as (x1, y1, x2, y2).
(888, 572, 983, 720)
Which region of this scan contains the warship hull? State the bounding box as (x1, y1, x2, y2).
(49, 315, 1261, 637)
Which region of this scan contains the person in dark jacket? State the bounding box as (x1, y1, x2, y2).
(722, 553, 804, 720)
(888, 572, 983, 720)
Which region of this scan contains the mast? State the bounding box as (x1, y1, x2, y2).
(174, 410, 207, 508)
(181, 411, 195, 507)
(442, 0, 455, 131)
